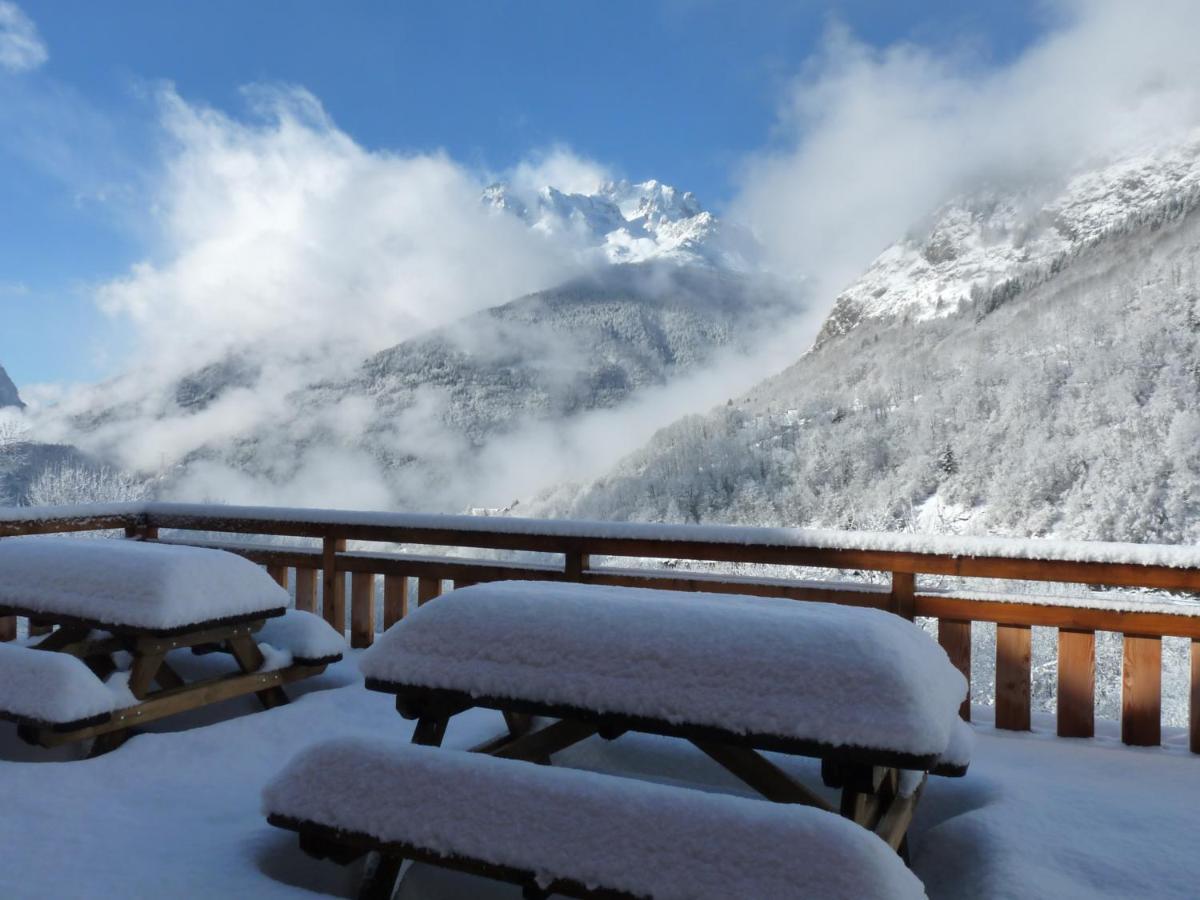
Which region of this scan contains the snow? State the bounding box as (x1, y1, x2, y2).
(263, 737, 927, 900)
(256, 610, 346, 665)
(0, 642, 115, 724)
(128, 500, 1200, 570)
(7, 500, 1200, 574)
(0, 652, 1193, 898)
(360, 581, 967, 759)
(0, 536, 289, 630)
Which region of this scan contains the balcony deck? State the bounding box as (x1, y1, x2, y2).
(0, 652, 1194, 899)
(2, 502, 1199, 897)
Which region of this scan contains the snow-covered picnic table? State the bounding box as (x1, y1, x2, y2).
(0, 537, 345, 753)
(269, 580, 970, 898)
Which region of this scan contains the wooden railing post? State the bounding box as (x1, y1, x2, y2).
(995, 624, 1031, 731)
(1057, 629, 1095, 738)
(322, 537, 347, 634)
(350, 572, 377, 649)
(294, 568, 318, 614)
(383, 575, 408, 630)
(565, 550, 590, 582)
(938, 619, 972, 721)
(890, 571, 915, 620)
(1122, 634, 1162, 746)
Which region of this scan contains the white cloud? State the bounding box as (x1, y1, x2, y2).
(0, 2, 46, 72)
(95, 85, 587, 371)
(506, 145, 613, 198)
(735, 0, 1200, 302)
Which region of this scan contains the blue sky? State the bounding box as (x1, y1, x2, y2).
(0, 1, 1046, 387)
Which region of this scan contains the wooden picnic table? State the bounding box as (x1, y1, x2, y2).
(0, 537, 343, 754)
(322, 580, 972, 897)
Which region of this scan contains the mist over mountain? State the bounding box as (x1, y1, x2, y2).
(536, 138, 1200, 545)
(26, 173, 801, 511)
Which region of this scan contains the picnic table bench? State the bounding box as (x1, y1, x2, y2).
(266, 580, 970, 898)
(0, 537, 345, 754)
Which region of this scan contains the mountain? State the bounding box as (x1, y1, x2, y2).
(53, 261, 796, 510)
(483, 179, 754, 270)
(537, 138, 1200, 545)
(0, 365, 23, 409)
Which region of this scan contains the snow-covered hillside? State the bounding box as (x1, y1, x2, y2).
(539, 136, 1200, 545)
(483, 179, 752, 270)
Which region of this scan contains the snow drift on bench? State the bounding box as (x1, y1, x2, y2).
(0, 537, 288, 631)
(264, 737, 928, 900)
(359, 581, 967, 759)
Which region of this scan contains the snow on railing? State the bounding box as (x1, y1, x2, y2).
(1, 501, 1198, 753)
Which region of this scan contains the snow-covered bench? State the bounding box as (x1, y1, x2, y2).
(0, 537, 345, 752)
(265, 738, 929, 900)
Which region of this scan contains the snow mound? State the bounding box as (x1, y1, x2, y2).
(0, 642, 115, 724)
(263, 737, 927, 900)
(360, 581, 967, 759)
(0, 536, 288, 631)
(256, 610, 345, 664)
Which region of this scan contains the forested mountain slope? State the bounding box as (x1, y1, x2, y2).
(543, 150, 1200, 544)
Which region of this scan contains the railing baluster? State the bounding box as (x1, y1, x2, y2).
(322, 537, 347, 635)
(0, 615, 13, 642)
(937, 619, 972, 721)
(294, 568, 318, 614)
(890, 571, 915, 620)
(266, 565, 289, 591)
(383, 575, 408, 630)
(1190, 639, 1199, 754)
(1122, 634, 1162, 746)
(1057, 628, 1095, 738)
(995, 624, 1031, 731)
(417, 577, 441, 606)
(350, 573, 377, 649)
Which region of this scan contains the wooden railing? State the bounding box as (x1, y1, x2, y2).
(2, 502, 1200, 753)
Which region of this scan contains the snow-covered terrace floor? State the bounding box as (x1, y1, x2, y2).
(3, 653, 1196, 900)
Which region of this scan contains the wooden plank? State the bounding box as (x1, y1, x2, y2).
(1057, 629, 1095, 738)
(454, 579, 477, 590)
(294, 567, 318, 614)
(1122, 634, 1162, 747)
(0, 615, 14, 642)
(995, 624, 1031, 731)
(35, 663, 326, 747)
(417, 577, 441, 607)
(691, 739, 835, 812)
(267, 565, 289, 590)
(1192, 639, 1200, 754)
(383, 575, 408, 630)
(350, 572, 377, 649)
(139, 508, 1200, 591)
(322, 537, 346, 634)
(917, 593, 1200, 641)
(890, 571, 915, 620)
(938, 619, 971, 721)
(564, 550, 589, 581)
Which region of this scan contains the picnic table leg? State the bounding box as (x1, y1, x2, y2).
(411, 715, 449, 747)
(358, 852, 403, 900)
(227, 635, 290, 710)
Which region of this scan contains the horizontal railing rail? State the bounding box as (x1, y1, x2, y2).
(1, 501, 1198, 753)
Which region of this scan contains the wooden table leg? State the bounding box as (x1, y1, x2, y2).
(228, 634, 290, 710)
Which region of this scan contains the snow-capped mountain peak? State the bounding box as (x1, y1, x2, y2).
(483, 178, 747, 269)
(819, 135, 1200, 342)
